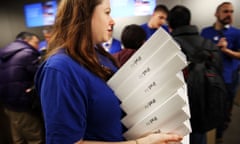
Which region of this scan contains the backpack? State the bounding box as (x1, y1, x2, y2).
(175, 37, 227, 133)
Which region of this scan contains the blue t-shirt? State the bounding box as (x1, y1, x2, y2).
(201, 26, 240, 83)
(109, 38, 122, 54)
(102, 38, 122, 54)
(35, 49, 124, 143)
(141, 23, 169, 39)
(39, 40, 47, 51)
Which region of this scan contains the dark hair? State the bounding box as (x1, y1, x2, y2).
(154, 4, 169, 15)
(16, 31, 40, 41)
(168, 5, 191, 29)
(47, 0, 118, 80)
(121, 24, 146, 50)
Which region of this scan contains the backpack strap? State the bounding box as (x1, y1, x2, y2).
(201, 38, 223, 74)
(174, 37, 210, 63)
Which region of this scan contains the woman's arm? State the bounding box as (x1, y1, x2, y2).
(75, 133, 183, 144)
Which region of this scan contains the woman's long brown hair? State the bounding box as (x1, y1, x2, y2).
(46, 0, 118, 81)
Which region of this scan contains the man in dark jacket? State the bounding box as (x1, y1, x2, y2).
(168, 5, 226, 144)
(0, 32, 44, 144)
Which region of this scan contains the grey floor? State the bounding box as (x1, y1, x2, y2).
(222, 104, 240, 144)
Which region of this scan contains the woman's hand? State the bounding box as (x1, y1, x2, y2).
(136, 133, 183, 144)
(74, 133, 183, 144)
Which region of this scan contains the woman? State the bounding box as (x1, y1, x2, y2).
(34, 0, 183, 143)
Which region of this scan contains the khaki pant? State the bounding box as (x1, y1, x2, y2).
(4, 108, 45, 144)
(0, 104, 12, 144)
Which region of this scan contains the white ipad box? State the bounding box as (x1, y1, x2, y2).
(114, 52, 187, 102)
(108, 39, 182, 95)
(121, 72, 185, 114)
(121, 87, 187, 128)
(181, 84, 191, 118)
(156, 121, 191, 144)
(123, 108, 189, 140)
(106, 27, 191, 143)
(107, 28, 179, 90)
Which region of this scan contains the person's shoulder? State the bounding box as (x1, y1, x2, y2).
(228, 26, 240, 34)
(161, 25, 169, 33)
(112, 38, 121, 44)
(39, 40, 47, 45)
(3, 40, 28, 50)
(201, 26, 214, 32)
(39, 40, 47, 50)
(141, 23, 148, 28)
(45, 53, 75, 69)
(11, 40, 39, 53)
(201, 26, 215, 37)
(45, 52, 90, 76)
(0, 40, 39, 58)
(19, 46, 40, 57)
(229, 26, 239, 30)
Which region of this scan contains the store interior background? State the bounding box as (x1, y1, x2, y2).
(0, 0, 240, 143)
(0, 0, 240, 48)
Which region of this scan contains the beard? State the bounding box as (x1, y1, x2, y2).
(218, 16, 232, 25)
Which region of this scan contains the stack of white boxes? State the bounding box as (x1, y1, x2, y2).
(107, 28, 191, 144)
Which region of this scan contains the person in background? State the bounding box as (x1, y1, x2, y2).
(201, 2, 240, 143)
(102, 37, 122, 54)
(34, 0, 183, 143)
(113, 24, 147, 67)
(168, 5, 225, 144)
(39, 26, 53, 54)
(141, 4, 169, 39)
(0, 31, 44, 144)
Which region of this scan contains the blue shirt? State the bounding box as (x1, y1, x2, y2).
(102, 38, 122, 54)
(39, 40, 47, 51)
(109, 38, 122, 54)
(35, 49, 124, 143)
(141, 23, 169, 39)
(201, 26, 240, 83)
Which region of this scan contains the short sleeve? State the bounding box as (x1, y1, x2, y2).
(39, 67, 88, 143)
